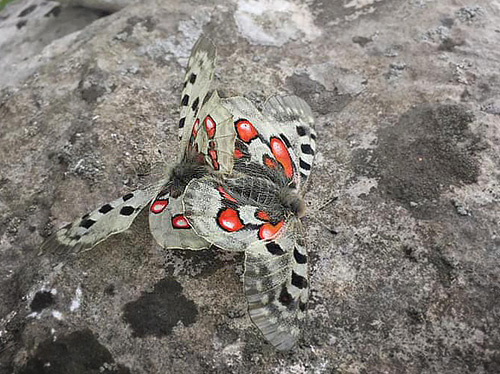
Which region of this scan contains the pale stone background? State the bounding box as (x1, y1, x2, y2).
(0, 0, 499, 373)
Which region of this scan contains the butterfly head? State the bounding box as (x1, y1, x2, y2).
(169, 161, 209, 198)
(279, 187, 306, 218)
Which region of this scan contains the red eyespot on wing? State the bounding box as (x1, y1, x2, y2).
(234, 149, 244, 159)
(270, 137, 293, 179)
(172, 214, 191, 229)
(259, 221, 284, 240)
(235, 119, 259, 143)
(218, 208, 244, 232)
(204, 116, 216, 138)
(151, 199, 169, 214)
(256, 210, 270, 221)
(208, 149, 219, 170)
(192, 119, 200, 138)
(217, 186, 237, 203)
(263, 155, 277, 169)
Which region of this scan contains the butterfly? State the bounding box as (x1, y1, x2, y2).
(182, 94, 317, 350)
(41, 35, 235, 256)
(41, 35, 317, 352)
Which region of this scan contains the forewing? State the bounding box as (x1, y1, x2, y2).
(262, 95, 316, 188)
(244, 223, 309, 350)
(178, 35, 216, 148)
(223, 96, 301, 189)
(41, 182, 164, 256)
(183, 174, 288, 251)
(189, 91, 235, 174)
(149, 185, 209, 250)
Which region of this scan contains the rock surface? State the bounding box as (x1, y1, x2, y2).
(0, 0, 499, 373)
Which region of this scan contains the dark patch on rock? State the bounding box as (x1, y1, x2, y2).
(286, 73, 351, 115)
(438, 37, 465, 52)
(122, 278, 197, 337)
(30, 291, 55, 312)
(19, 329, 130, 374)
(163, 248, 240, 279)
(428, 246, 456, 287)
(440, 16, 455, 28)
(18, 4, 37, 17)
(352, 104, 483, 219)
(104, 284, 116, 296)
(16, 20, 27, 29)
(78, 67, 113, 104)
(116, 16, 157, 39)
(44, 5, 62, 18)
(352, 35, 372, 47)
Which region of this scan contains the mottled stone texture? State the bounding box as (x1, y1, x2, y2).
(0, 0, 499, 373)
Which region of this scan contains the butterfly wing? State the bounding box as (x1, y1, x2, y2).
(262, 95, 316, 188)
(189, 91, 235, 174)
(178, 35, 216, 148)
(149, 182, 209, 250)
(244, 221, 308, 350)
(41, 181, 165, 256)
(222, 96, 305, 190)
(183, 172, 290, 251)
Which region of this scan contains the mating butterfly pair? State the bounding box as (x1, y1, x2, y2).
(41, 36, 317, 351)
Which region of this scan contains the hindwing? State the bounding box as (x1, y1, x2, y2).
(149, 184, 209, 250)
(244, 223, 308, 351)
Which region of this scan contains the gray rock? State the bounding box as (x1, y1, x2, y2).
(1, 0, 499, 373)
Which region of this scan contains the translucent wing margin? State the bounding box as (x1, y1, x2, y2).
(41, 181, 165, 256)
(244, 223, 309, 351)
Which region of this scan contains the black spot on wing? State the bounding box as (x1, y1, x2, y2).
(123, 193, 134, 201)
(291, 271, 308, 289)
(301, 144, 314, 155)
(296, 126, 306, 136)
(181, 94, 189, 106)
(293, 248, 307, 264)
(80, 219, 96, 229)
(310, 132, 317, 141)
(120, 206, 135, 216)
(299, 301, 307, 312)
(189, 73, 197, 84)
(179, 117, 186, 129)
(99, 204, 113, 214)
(279, 285, 293, 306)
(280, 133, 292, 148)
(266, 242, 285, 255)
(299, 158, 311, 171)
(191, 97, 199, 112)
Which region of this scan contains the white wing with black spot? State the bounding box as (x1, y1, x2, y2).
(41, 181, 165, 256)
(244, 221, 309, 351)
(178, 35, 217, 150)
